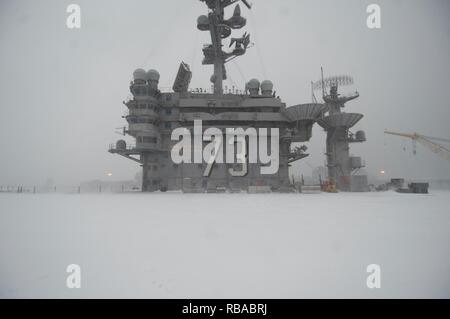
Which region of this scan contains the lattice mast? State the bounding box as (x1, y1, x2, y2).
(198, 0, 252, 95)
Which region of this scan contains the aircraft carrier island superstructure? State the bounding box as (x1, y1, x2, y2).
(109, 0, 368, 193)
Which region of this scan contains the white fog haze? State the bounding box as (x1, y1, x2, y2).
(0, 0, 449, 186)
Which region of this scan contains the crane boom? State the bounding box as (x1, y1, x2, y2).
(422, 135, 450, 144)
(384, 130, 450, 161)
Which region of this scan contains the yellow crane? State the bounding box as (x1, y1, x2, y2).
(384, 130, 450, 161)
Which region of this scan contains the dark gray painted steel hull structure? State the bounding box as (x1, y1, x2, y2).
(109, 0, 368, 193)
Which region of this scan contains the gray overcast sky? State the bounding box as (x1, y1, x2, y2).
(0, 0, 449, 186)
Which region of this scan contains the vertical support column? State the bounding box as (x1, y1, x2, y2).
(213, 62, 223, 95)
(141, 153, 149, 192)
(208, 0, 224, 95)
(326, 127, 352, 191)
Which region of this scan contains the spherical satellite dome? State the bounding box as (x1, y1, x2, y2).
(116, 140, 127, 150)
(133, 69, 147, 81)
(260, 80, 274, 92)
(247, 79, 260, 90)
(356, 130, 366, 141)
(197, 15, 210, 31)
(147, 69, 160, 82)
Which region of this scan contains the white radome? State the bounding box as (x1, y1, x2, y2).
(133, 68, 147, 81)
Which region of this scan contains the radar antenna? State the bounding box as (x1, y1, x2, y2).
(312, 68, 359, 114)
(313, 74, 354, 94)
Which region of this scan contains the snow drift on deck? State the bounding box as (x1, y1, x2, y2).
(1, 191, 449, 298)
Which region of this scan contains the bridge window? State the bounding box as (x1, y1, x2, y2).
(138, 136, 157, 144)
